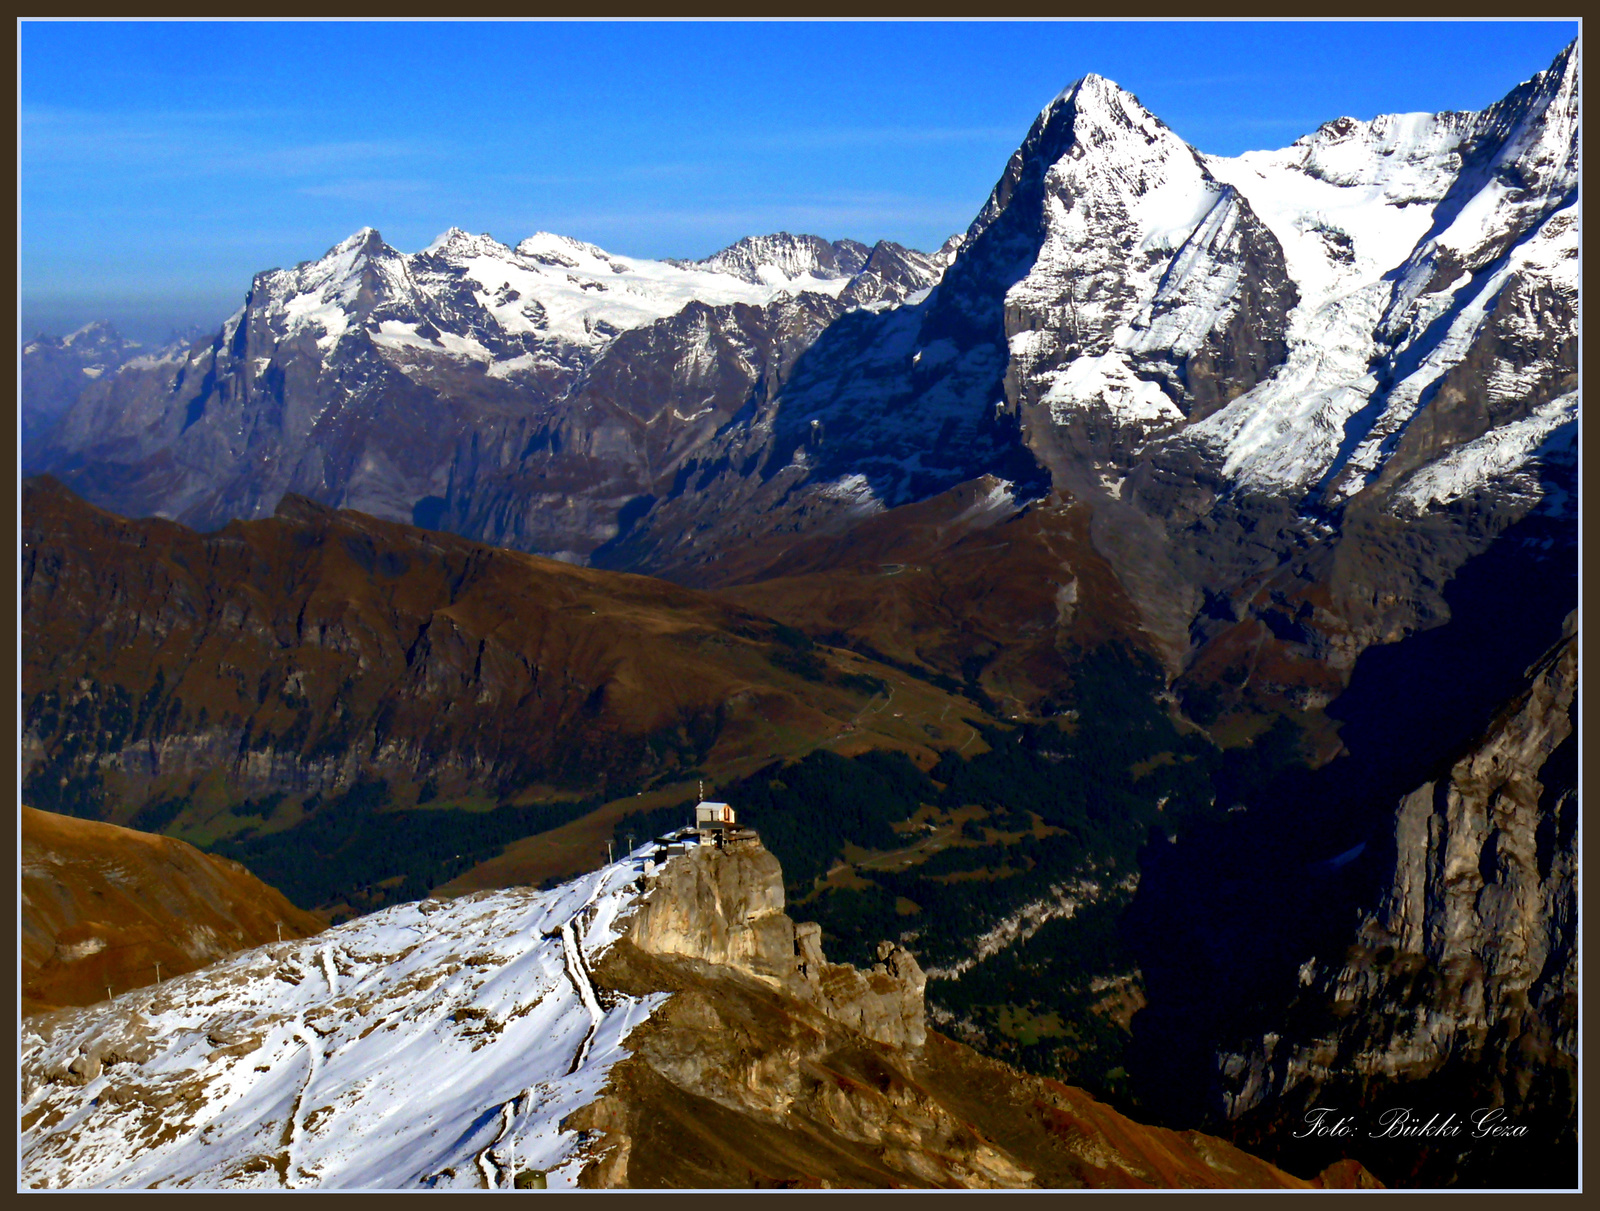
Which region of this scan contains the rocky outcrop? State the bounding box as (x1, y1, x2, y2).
(1215, 621, 1578, 1186)
(625, 841, 794, 979)
(16, 821, 1379, 1190)
(626, 840, 925, 1050)
(571, 837, 1376, 1189)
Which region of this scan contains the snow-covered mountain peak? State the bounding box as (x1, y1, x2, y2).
(20, 837, 704, 1189)
(231, 222, 929, 375)
(324, 226, 387, 261)
(984, 69, 1256, 438)
(689, 232, 873, 287)
(1474, 36, 1578, 196)
(1174, 41, 1579, 503)
(1027, 71, 1182, 170)
(61, 320, 124, 348)
(1281, 110, 1474, 198)
(965, 68, 1205, 256)
(254, 228, 418, 351)
(513, 230, 615, 265)
(422, 227, 514, 259)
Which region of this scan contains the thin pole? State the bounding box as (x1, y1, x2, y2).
(277, 923, 283, 942)
(106, 985, 112, 1003)
(606, 839, 614, 864)
(154, 962, 161, 984)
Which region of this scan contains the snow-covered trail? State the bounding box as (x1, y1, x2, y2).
(283, 1028, 321, 1188)
(475, 1098, 518, 1189)
(558, 888, 606, 1075)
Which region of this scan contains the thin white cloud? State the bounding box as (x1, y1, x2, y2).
(20, 106, 429, 181)
(728, 126, 1019, 152)
(296, 178, 439, 201)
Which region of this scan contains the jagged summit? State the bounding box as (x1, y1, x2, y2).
(223, 221, 938, 369)
(1047, 71, 1169, 133)
(688, 231, 875, 285)
(421, 227, 515, 259)
(60, 319, 124, 346)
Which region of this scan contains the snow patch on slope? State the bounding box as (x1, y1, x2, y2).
(1184, 45, 1579, 497)
(1391, 390, 1576, 513)
(19, 840, 703, 1190)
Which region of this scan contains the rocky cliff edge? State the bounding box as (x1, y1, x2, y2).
(623, 837, 925, 1050)
(572, 834, 1374, 1188)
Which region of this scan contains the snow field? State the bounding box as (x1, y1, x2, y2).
(19, 839, 701, 1190)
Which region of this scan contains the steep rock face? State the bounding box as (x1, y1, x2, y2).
(626, 842, 794, 979)
(574, 839, 1375, 1189)
(20, 806, 325, 1017)
(838, 240, 948, 308)
(626, 841, 925, 1050)
(982, 74, 1297, 476)
(1214, 624, 1577, 1186)
(434, 291, 860, 561)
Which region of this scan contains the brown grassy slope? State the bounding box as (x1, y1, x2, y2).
(574, 941, 1380, 1190)
(21, 806, 325, 1016)
(711, 476, 1160, 718)
(21, 477, 985, 836)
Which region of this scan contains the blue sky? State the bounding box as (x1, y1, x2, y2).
(19, 19, 1579, 342)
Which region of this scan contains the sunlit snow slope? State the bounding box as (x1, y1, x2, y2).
(19, 840, 696, 1190)
(978, 44, 1576, 510)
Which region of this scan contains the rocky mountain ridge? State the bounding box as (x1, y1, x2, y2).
(20, 476, 978, 852)
(20, 832, 1377, 1189)
(29, 226, 946, 547)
